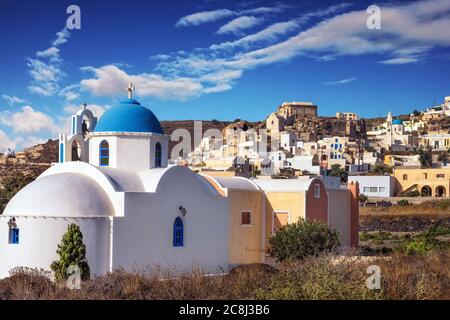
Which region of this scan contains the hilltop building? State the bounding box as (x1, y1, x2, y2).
(277, 101, 317, 119)
(336, 112, 358, 121)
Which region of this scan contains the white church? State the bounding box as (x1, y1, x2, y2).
(0, 85, 235, 277)
(0, 84, 359, 278)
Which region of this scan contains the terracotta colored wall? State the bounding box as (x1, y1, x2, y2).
(327, 189, 351, 247)
(348, 181, 359, 247)
(305, 181, 328, 223)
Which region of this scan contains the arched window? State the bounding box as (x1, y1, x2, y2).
(155, 142, 162, 167)
(99, 140, 109, 166)
(173, 217, 184, 247)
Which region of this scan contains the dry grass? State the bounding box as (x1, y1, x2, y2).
(361, 199, 450, 217)
(0, 252, 448, 300)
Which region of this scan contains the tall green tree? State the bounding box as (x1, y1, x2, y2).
(329, 164, 348, 183)
(419, 148, 432, 168)
(51, 224, 90, 282)
(438, 151, 449, 165)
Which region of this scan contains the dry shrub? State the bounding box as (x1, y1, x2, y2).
(0, 253, 448, 300)
(374, 250, 449, 300)
(0, 267, 56, 299)
(254, 255, 380, 300)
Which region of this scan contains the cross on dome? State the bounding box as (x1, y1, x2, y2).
(127, 82, 135, 99)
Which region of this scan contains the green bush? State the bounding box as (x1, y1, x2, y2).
(269, 219, 340, 262)
(397, 199, 410, 206)
(403, 238, 432, 256)
(50, 224, 90, 282)
(358, 194, 368, 202)
(403, 190, 420, 197)
(400, 225, 450, 256)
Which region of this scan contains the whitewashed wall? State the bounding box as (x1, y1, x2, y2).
(112, 167, 230, 274)
(0, 217, 110, 278)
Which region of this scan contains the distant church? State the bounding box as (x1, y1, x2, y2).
(0, 84, 359, 278)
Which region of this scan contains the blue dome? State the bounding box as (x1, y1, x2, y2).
(392, 119, 403, 125)
(94, 99, 163, 134)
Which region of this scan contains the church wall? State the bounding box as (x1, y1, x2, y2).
(228, 190, 264, 265)
(111, 170, 230, 273)
(0, 217, 110, 278)
(116, 136, 150, 170)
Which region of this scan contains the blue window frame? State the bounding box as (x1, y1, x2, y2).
(155, 142, 162, 167)
(173, 217, 184, 247)
(59, 143, 64, 163)
(9, 228, 19, 244)
(99, 140, 109, 166)
(71, 116, 76, 135)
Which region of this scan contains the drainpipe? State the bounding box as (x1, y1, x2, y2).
(109, 216, 114, 273)
(260, 192, 266, 263)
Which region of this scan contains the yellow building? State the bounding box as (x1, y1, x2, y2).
(392, 167, 450, 197)
(202, 174, 359, 265)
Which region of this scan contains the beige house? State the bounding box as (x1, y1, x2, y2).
(336, 112, 358, 121)
(277, 102, 317, 119)
(393, 167, 450, 197)
(266, 112, 285, 136)
(318, 136, 350, 169)
(420, 132, 450, 151)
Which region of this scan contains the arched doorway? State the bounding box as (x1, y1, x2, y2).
(435, 186, 446, 197)
(71, 140, 81, 161)
(421, 186, 432, 197)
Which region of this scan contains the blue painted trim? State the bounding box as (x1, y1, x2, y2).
(59, 143, 64, 163)
(9, 228, 19, 244)
(173, 217, 184, 247)
(71, 116, 76, 135)
(99, 140, 109, 166)
(155, 142, 162, 167)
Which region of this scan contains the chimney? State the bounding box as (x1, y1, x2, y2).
(348, 181, 359, 247)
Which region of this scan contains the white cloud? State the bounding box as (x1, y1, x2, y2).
(0, 129, 19, 153)
(80, 65, 203, 100)
(210, 19, 300, 50)
(176, 9, 236, 27)
(27, 28, 71, 96)
(2, 94, 27, 105)
(36, 47, 61, 63)
(239, 6, 288, 15)
(0, 106, 59, 134)
(323, 77, 356, 86)
(59, 84, 81, 102)
(217, 16, 264, 35)
(52, 28, 71, 46)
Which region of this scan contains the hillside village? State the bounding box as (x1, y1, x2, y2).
(186, 96, 450, 199)
(2, 96, 450, 201)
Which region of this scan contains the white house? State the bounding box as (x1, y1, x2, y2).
(347, 175, 395, 197)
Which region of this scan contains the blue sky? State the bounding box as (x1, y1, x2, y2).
(1, 0, 450, 151)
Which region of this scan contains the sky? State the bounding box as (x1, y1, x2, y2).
(1, 0, 450, 152)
